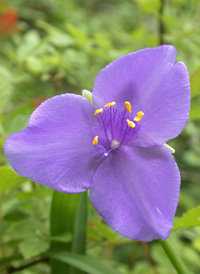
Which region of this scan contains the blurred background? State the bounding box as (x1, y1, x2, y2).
(0, 0, 200, 273)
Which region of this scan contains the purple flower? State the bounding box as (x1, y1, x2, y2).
(4, 45, 190, 242)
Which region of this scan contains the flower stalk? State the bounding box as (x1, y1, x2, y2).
(158, 239, 189, 274)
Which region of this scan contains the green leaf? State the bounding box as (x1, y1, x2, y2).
(50, 191, 81, 274)
(19, 239, 49, 259)
(136, 0, 160, 14)
(193, 238, 200, 252)
(190, 67, 200, 98)
(3, 105, 34, 135)
(175, 205, 200, 229)
(17, 30, 42, 61)
(93, 220, 116, 243)
(190, 97, 200, 120)
(70, 192, 88, 274)
(0, 255, 23, 267)
(47, 252, 123, 274)
(50, 32, 74, 47)
(0, 167, 25, 193)
(50, 232, 72, 243)
(4, 208, 29, 222)
(0, 66, 12, 114)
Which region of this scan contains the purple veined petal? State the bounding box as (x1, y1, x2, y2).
(4, 94, 101, 193)
(92, 45, 190, 146)
(131, 61, 190, 146)
(90, 145, 180, 242)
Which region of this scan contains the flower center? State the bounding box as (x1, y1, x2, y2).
(92, 101, 144, 157)
(111, 139, 120, 149)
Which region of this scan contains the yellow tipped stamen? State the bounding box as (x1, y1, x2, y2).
(94, 108, 103, 116)
(134, 117, 140, 122)
(92, 136, 99, 145)
(137, 111, 144, 118)
(124, 101, 131, 113)
(126, 119, 135, 128)
(104, 101, 116, 108)
(134, 111, 144, 122)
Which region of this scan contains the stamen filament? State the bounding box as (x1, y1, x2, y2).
(99, 113, 110, 143)
(110, 107, 114, 139)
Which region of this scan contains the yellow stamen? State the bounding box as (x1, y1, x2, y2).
(124, 101, 131, 113)
(94, 108, 103, 116)
(126, 119, 135, 128)
(104, 101, 116, 108)
(134, 117, 140, 122)
(134, 111, 144, 122)
(137, 111, 144, 118)
(92, 136, 99, 145)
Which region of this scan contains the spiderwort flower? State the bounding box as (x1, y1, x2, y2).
(4, 46, 190, 242)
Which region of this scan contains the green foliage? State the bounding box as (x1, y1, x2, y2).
(0, 0, 200, 273)
(0, 66, 12, 115)
(4, 208, 29, 222)
(0, 167, 25, 192)
(70, 192, 88, 274)
(50, 191, 83, 273)
(190, 67, 200, 98)
(19, 239, 48, 259)
(48, 252, 123, 274)
(175, 206, 200, 229)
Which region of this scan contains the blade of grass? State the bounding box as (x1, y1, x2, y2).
(47, 252, 123, 274)
(70, 192, 88, 274)
(50, 190, 81, 274)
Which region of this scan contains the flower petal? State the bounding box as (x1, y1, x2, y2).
(131, 61, 190, 146)
(4, 94, 101, 193)
(92, 45, 190, 145)
(90, 145, 180, 241)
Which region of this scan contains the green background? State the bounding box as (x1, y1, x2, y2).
(0, 0, 200, 273)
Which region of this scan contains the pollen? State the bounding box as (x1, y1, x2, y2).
(124, 101, 131, 113)
(104, 101, 116, 108)
(126, 119, 135, 128)
(94, 108, 103, 116)
(134, 111, 144, 122)
(92, 136, 99, 145)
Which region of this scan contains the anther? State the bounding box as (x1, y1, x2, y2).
(137, 111, 144, 118)
(92, 136, 99, 145)
(126, 119, 135, 128)
(134, 111, 144, 122)
(94, 108, 103, 116)
(104, 101, 116, 108)
(124, 101, 131, 113)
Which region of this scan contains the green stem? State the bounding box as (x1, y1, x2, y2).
(158, 239, 189, 274)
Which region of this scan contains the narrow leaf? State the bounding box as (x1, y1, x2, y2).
(70, 192, 88, 274)
(48, 252, 123, 274)
(50, 191, 81, 274)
